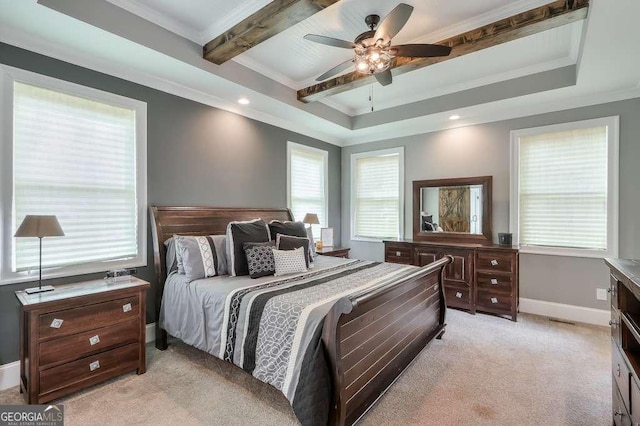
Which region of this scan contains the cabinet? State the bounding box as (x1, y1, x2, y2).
(385, 240, 518, 321)
(606, 258, 640, 426)
(16, 277, 149, 404)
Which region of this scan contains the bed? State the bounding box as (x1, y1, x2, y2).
(150, 206, 451, 426)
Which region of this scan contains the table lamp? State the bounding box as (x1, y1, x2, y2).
(14, 215, 65, 294)
(302, 213, 319, 244)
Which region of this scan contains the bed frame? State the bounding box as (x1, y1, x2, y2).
(150, 206, 451, 426)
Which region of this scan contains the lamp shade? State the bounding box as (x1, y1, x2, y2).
(302, 213, 320, 225)
(14, 215, 65, 238)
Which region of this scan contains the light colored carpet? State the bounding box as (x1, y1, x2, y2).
(0, 310, 611, 425)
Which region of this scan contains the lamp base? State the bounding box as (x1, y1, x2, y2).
(25, 285, 55, 294)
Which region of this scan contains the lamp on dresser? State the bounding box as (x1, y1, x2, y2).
(14, 214, 65, 294)
(302, 213, 320, 241)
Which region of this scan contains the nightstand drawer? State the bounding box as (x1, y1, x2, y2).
(476, 290, 512, 312)
(477, 272, 513, 294)
(39, 296, 139, 340)
(476, 251, 514, 273)
(39, 343, 139, 395)
(40, 319, 140, 367)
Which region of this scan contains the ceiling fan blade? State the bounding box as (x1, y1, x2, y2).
(391, 44, 452, 58)
(374, 69, 393, 86)
(374, 3, 414, 42)
(304, 34, 356, 49)
(316, 59, 354, 81)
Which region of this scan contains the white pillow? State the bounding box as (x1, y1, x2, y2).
(272, 246, 308, 276)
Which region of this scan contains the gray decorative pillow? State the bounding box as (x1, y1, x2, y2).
(226, 219, 271, 276)
(243, 241, 276, 279)
(174, 235, 226, 282)
(276, 234, 310, 267)
(269, 220, 314, 263)
(174, 235, 228, 277)
(272, 246, 307, 276)
(164, 237, 178, 274)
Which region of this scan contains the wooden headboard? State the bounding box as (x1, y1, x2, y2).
(149, 206, 293, 319)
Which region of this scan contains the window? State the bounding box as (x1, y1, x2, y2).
(510, 117, 618, 258)
(0, 65, 147, 284)
(287, 142, 328, 238)
(351, 147, 404, 241)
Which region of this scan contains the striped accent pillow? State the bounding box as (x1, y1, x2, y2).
(175, 235, 221, 282)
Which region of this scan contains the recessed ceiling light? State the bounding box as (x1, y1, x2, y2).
(238, 98, 250, 105)
(449, 115, 460, 120)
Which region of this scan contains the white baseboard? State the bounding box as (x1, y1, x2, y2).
(519, 298, 610, 326)
(0, 360, 20, 392)
(0, 322, 157, 391)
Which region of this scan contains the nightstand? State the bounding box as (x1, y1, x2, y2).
(316, 247, 350, 258)
(16, 277, 149, 404)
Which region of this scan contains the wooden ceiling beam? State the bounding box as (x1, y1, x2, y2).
(297, 0, 589, 103)
(204, 0, 341, 65)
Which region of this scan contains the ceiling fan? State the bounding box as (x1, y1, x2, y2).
(304, 3, 452, 87)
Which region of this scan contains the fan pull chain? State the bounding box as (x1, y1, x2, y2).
(369, 85, 375, 112)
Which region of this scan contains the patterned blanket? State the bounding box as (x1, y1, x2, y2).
(215, 259, 421, 425)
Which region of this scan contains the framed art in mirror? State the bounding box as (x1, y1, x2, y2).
(413, 176, 492, 244)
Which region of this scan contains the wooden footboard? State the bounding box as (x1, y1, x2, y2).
(322, 256, 451, 426)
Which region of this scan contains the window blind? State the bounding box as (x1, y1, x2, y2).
(354, 153, 401, 240)
(289, 145, 327, 237)
(12, 82, 139, 271)
(518, 126, 608, 250)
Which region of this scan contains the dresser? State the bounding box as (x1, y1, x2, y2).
(16, 277, 149, 404)
(606, 258, 640, 426)
(384, 239, 519, 321)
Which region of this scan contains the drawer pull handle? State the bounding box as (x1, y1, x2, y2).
(491, 278, 498, 285)
(89, 361, 100, 371)
(122, 303, 132, 313)
(50, 319, 64, 329)
(455, 292, 463, 299)
(433, 284, 438, 292)
(617, 363, 621, 377)
(490, 260, 498, 266)
(610, 319, 618, 328)
(395, 251, 401, 257)
(89, 335, 100, 346)
(491, 297, 498, 304)
(614, 411, 623, 417)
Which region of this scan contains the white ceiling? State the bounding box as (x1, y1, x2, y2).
(1, 0, 639, 146)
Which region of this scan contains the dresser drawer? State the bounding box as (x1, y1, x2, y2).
(445, 286, 471, 307)
(476, 251, 514, 273)
(477, 272, 513, 294)
(40, 319, 140, 367)
(612, 308, 621, 348)
(476, 290, 512, 312)
(39, 296, 139, 340)
(614, 381, 632, 426)
(385, 245, 413, 264)
(39, 343, 140, 395)
(613, 343, 632, 412)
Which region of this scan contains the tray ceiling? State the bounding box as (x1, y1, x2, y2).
(3, 0, 639, 145)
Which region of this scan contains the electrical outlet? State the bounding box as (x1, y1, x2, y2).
(596, 288, 608, 301)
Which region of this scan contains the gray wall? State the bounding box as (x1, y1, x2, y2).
(0, 43, 341, 364)
(342, 98, 640, 311)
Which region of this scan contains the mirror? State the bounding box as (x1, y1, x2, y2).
(413, 176, 492, 244)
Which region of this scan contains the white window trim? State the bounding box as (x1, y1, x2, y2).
(509, 116, 619, 258)
(286, 141, 329, 227)
(350, 147, 405, 243)
(0, 64, 147, 285)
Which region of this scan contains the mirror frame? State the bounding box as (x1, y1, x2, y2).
(412, 176, 493, 245)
